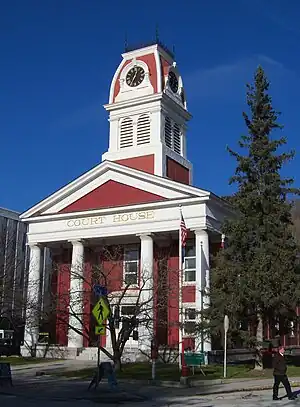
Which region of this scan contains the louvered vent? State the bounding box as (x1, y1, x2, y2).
(120, 118, 134, 148)
(173, 124, 181, 154)
(137, 114, 151, 145)
(164, 117, 172, 148)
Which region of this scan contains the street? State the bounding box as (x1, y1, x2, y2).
(1, 390, 300, 407)
(1, 375, 300, 407)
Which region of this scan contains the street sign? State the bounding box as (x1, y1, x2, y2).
(92, 297, 111, 326)
(93, 284, 108, 297)
(95, 325, 106, 335)
(224, 315, 229, 333)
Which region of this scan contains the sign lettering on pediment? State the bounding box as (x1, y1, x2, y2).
(66, 210, 155, 228)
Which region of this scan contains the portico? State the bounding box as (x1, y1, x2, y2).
(20, 159, 232, 358)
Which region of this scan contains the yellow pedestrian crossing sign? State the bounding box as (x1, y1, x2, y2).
(95, 324, 106, 335)
(92, 297, 110, 326)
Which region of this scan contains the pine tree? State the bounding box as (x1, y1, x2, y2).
(207, 66, 300, 367)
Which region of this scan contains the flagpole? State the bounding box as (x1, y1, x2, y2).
(178, 206, 183, 371)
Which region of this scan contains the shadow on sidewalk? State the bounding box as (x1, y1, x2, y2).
(0, 375, 220, 405)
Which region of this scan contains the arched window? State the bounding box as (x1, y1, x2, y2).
(173, 124, 181, 154)
(137, 114, 150, 145)
(164, 117, 172, 149)
(119, 118, 134, 148)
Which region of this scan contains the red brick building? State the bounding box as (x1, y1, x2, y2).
(20, 43, 233, 359)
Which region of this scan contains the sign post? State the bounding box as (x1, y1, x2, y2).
(223, 315, 229, 378)
(151, 339, 158, 380)
(91, 285, 111, 389)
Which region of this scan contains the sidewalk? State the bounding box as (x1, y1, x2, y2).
(190, 376, 300, 395)
(1, 374, 300, 404)
(9, 361, 300, 396)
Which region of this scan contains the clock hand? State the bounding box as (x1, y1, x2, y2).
(130, 72, 137, 86)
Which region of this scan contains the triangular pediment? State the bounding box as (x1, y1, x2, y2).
(21, 161, 211, 219)
(59, 180, 166, 213)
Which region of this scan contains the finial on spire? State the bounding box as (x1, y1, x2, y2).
(172, 44, 176, 56)
(155, 24, 159, 43)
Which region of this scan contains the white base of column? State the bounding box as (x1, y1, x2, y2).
(138, 330, 151, 357)
(23, 326, 39, 353)
(67, 330, 83, 349)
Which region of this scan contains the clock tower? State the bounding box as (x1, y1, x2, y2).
(102, 42, 193, 185)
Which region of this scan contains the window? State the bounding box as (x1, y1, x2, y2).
(120, 118, 134, 148)
(164, 116, 182, 155)
(121, 305, 137, 317)
(184, 240, 196, 282)
(123, 247, 139, 286)
(137, 114, 150, 145)
(183, 308, 196, 336)
(173, 124, 181, 154)
(164, 117, 172, 148)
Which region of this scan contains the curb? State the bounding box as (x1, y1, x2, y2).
(195, 383, 300, 397)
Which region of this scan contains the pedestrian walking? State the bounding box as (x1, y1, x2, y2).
(272, 345, 296, 400)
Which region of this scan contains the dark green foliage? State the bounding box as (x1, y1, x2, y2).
(206, 67, 300, 349)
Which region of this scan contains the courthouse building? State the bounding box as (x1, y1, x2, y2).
(20, 42, 233, 359)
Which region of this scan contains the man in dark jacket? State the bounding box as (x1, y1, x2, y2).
(273, 346, 296, 400)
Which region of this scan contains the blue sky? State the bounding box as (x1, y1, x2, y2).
(1, 0, 300, 212)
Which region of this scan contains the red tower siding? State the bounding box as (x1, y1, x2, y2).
(92, 247, 124, 347)
(82, 254, 92, 348)
(113, 60, 131, 102)
(168, 244, 179, 347)
(153, 247, 159, 343)
(138, 54, 158, 93)
(166, 157, 190, 185)
(59, 180, 166, 213)
(99, 248, 123, 293)
(55, 249, 71, 346)
(116, 155, 154, 174)
(160, 57, 170, 90)
(154, 245, 171, 346)
(183, 337, 195, 350)
(53, 242, 201, 349)
(182, 285, 196, 303)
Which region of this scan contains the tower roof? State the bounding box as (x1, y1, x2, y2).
(124, 40, 174, 60)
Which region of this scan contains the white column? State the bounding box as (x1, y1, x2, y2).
(24, 244, 42, 350)
(138, 234, 154, 354)
(68, 240, 84, 348)
(194, 229, 211, 358)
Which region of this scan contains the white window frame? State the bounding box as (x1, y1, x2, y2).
(110, 303, 139, 348)
(183, 305, 197, 338)
(183, 256, 196, 284)
(123, 246, 139, 288)
(120, 304, 137, 318)
(183, 240, 196, 284)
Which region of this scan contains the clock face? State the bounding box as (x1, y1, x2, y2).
(126, 66, 145, 87)
(168, 71, 178, 93)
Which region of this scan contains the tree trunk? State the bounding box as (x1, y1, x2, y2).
(113, 350, 122, 371)
(255, 313, 263, 370)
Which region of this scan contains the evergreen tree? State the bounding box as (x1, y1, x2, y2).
(207, 67, 300, 366)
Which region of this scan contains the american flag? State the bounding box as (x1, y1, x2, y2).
(180, 212, 187, 247)
(180, 211, 187, 262)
